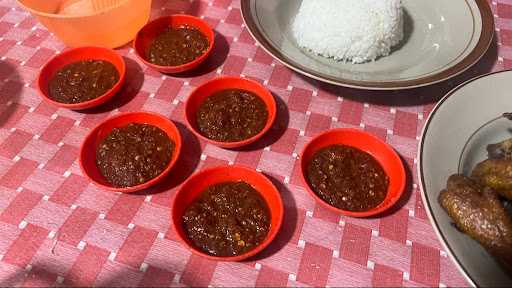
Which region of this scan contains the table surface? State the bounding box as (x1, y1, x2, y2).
(0, 0, 509, 286)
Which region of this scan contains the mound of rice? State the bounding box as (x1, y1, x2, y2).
(292, 0, 403, 64)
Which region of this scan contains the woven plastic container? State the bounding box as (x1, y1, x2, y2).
(16, 0, 152, 48)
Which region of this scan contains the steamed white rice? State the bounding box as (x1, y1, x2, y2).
(292, 0, 403, 64)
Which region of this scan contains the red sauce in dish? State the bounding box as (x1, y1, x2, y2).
(96, 123, 174, 187)
(306, 144, 389, 211)
(148, 26, 209, 66)
(196, 89, 268, 142)
(48, 59, 119, 104)
(182, 181, 270, 257)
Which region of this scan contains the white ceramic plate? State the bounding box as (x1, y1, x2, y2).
(241, 0, 494, 90)
(419, 70, 512, 287)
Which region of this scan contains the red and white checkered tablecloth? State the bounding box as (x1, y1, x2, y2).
(0, 0, 509, 286)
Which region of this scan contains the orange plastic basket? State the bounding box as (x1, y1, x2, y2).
(16, 0, 152, 48)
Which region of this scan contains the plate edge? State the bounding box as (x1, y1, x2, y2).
(240, 0, 495, 90)
(417, 69, 512, 288)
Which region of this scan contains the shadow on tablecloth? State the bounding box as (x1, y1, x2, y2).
(78, 57, 145, 115)
(150, 0, 202, 18)
(0, 262, 157, 286)
(134, 121, 202, 196)
(168, 31, 230, 78)
(186, 0, 201, 16)
(368, 153, 414, 219)
(230, 92, 290, 152)
(303, 34, 499, 107)
(248, 173, 298, 261)
(0, 60, 22, 128)
(0, 268, 24, 287)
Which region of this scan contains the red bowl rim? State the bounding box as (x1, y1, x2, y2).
(79, 111, 182, 193)
(300, 128, 406, 217)
(184, 76, 277, 149)
(37, 46, 126, 110)
(171, 165, 284, 261)
(133, 14, 215, 72)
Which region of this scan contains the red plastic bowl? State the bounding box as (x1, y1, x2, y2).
(133, 15, 215, 74)
(300, 128, 406, 217)
(171, 165, 284, 261)
(185, 76, 277, 149)
(79, 112, 182, 193)
(37, 46, 126, 110)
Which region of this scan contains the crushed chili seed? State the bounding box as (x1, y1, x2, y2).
(148, 26, 209, 66)
(182, 181, 271, 257)
(196, 89, 268, 142)
(306, 144, 389, 212)
(96, 123, 174, 187)
(48, 59, 119, 104)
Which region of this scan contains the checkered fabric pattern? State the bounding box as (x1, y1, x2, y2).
(0, 0, 509, 286)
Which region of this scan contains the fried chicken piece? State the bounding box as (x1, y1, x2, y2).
(439, 174, 512, 269)
(487, 138, 512, 160)
(472, 159, 512, 200)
